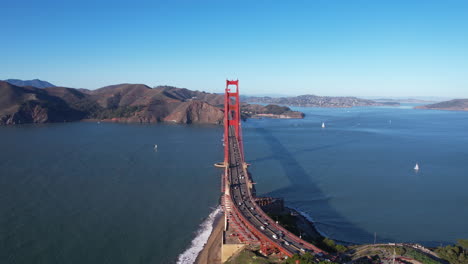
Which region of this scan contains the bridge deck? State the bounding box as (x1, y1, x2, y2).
(226, 125, 324, 256)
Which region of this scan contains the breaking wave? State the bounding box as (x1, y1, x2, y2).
(176, 206, 222, 264)
(293, 208, 329, 238)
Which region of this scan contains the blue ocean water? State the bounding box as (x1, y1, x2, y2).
(1, 105, 467, 264)
(244, 105, 468, 246)
(0, 123, 222, 264)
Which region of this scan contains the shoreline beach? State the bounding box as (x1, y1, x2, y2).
(194, 213, 224, 264)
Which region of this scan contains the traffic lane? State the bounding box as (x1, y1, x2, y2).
(228, 128, 310, 254)
(229, 140, 288, 239)
(230, 166, 287, 244)
(230, 166, 308, 251)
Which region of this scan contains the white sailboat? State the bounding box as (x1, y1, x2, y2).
(321, 122, 325, 128)
(154, 144, 158, 151)
(414, 163, 419, 171)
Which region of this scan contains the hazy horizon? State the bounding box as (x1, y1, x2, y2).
(1, 78, 460, 101)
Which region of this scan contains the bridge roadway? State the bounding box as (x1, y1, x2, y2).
(227, 126, 324, 256)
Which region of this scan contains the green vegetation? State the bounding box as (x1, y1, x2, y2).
(266, 212, 347, 254)
(353, 245, 445, 264)
(69, 99, 102, 116)
(435, 240, 468, 264)
(224, 249, 274, 264)
(263, 105, 291, 115)
(458, 239, 468, 253)
(91, 105, 145, 119)
(318, 238, 347, 253)
(266, 213, 301, 237)
(282, 253, 338, 264)
(404, 248, 441, 264)
(240, 104, 298, 120)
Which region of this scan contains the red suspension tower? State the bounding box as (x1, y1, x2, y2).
(224, 80, 244, 164)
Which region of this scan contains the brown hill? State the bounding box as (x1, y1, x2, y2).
(0, 81, 87, 124)
(164, 100, 224, 124)
(0, 82, 224, 125)
(416, 99, 468, 111)
(154, 86, 224, 106)
(1, 82, 307, 125)
(85, 84, 224, 124)
(87, 83, 153, 108)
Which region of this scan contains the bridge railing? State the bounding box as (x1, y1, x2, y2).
(234, 138, 326, 254)
(225, 189, 293, 257)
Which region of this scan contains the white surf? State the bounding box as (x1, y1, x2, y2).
(176, 206, 222, 264)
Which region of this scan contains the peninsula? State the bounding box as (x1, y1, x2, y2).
(241, 104, 304, 119)
(416, 99, 468, 111)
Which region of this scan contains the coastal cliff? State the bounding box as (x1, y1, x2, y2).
(0, 81, 302, 125)
(0, 81, 225, 125)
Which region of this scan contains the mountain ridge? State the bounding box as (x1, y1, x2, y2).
(5, 79, 56, 89)
(1, 82, 303, 125)
(0, 81, 87, 124)
(0, 81, 227, 125)
(1, 81, 400, 125)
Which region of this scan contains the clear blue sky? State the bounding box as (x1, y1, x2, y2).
(2, 0, 468, 97)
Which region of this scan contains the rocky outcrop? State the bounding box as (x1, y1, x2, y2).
(163, 101, 224, 124)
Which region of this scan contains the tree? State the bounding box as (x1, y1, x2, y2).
(458, 239, 468, 254)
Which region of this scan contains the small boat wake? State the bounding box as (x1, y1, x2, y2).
(176, 206, 222, 264)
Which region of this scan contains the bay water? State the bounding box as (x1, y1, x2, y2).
(0, 123, 222, 264)
(245, 105, 468, 246)
(1, 105, 468, 263)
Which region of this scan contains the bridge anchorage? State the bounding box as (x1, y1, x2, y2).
(215, 80, 326, 261)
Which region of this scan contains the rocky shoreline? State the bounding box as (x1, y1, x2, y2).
(194, 213, 224, 264)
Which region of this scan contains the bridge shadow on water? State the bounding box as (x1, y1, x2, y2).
(248, 127, 389, 245)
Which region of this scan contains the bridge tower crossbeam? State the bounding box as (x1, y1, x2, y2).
(224, 80, 243, 165)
